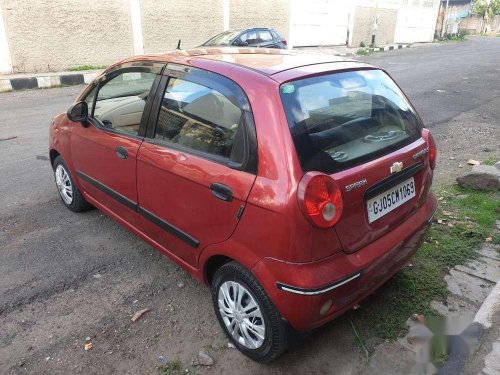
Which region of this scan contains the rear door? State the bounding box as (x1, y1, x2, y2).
(136, 64, 258, 267)
(255, 29, 281, 48)
(331, 137, 431, 253)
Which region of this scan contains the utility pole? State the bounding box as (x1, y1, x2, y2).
(441, 0, 450, 38)
(371, 0, 379, 47)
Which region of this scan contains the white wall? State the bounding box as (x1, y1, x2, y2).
(0, 3, 12, 74)
(290, 0, 440, 47)
(290, 0, 351, 47)
(394, 0, 440, 43)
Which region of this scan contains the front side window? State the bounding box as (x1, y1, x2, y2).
(280, 69, 422, 174)
(153, 77, 244, 161)
(92, 71, 156, 136)
(239, 31, 258, 45)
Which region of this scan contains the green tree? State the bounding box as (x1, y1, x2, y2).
(473, 0, 500, 34)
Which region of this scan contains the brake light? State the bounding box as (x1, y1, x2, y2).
(422, 128, 437, 170)
(298, 172, 343, 228)
(282, 39, 287, 46)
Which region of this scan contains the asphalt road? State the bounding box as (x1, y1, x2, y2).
(0, 37, 499, 374)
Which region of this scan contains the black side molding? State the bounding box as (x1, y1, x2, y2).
(364, 162, 423, 200)
(76, 171, 138, 212)
(76, 171, 199, 249)
(139, 207, 200, 249)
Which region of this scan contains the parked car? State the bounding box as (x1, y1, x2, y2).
(49, 48, 437, 363)
(201, 27, 287, 49)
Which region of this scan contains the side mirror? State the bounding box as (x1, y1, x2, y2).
(67, 101, 88, 125)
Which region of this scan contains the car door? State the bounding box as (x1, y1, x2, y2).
(255, 29, 281, 48)
(136, 64, 258, 267)
(233, 30, 259, 47)
(70, 63, 163, 227)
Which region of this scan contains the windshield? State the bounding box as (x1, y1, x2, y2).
(280, 69, 422, 174)
(203, 30, 242, 46)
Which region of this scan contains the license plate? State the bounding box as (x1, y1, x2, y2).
(367, 177, 416, 223)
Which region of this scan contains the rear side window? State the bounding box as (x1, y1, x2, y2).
(154, 77, 244, 161)
(258, 30, 273, 42)
(280, 69, 422, 174)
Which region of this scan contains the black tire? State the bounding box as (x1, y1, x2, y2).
(211, 261, 287, 363)
(53, 156, 92, 212)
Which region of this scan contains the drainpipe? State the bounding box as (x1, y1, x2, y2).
(0, 3, 13, 74)
(371, 16, 378, 47)
(129, 0, 144, 55)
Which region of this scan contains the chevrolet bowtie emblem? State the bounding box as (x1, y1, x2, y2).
(390, 162, 403, 174)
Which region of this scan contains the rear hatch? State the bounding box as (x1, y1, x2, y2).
(280, 68, 432, 254)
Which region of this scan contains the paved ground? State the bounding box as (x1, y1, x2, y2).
(0, 37, 499, 374)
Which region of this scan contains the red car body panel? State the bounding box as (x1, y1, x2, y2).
(49, 48, 436, 332)
(71, 124, 143, 227)
(252, 193, 436, 331)
(136, 142, 256, 267)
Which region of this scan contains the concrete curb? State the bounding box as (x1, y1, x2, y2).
(369, 44, 411, 52)
(473, 279, 500, 329)
(0, 71, 102, 93)
(439, 280, 500, 374)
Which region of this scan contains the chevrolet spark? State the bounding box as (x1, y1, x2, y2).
(49, 48, 437, 363)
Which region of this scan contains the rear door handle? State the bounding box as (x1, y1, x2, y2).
(210, 183, 233, 202)
(115, 146, 128, 160)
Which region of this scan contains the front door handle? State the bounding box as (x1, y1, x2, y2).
(115, 146, 128, 160)
(210, 183, 233, 202)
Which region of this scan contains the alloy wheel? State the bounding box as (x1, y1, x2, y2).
(55, 164, 74, 205)
(218, 280, 266, 349)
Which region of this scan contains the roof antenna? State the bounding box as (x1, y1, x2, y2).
(176, 39, 181, 50)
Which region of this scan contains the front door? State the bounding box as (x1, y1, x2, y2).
(71, 66, 161, 227)
(137, 66, 258, 267)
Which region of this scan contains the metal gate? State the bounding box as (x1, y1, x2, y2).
(290, 0, 350, 47)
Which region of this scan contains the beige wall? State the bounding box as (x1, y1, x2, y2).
(0, 0, 134, 73)
(351, 6, 398, 47)
(0, 0, 443, 73)
(229, 0, 289, 39)
(460, 15, 500, 34)
(140, 0, 224, 53)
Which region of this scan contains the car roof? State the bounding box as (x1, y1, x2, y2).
(112, 47, 372, 82)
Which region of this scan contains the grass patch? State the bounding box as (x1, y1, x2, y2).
(157, 360, 182, 375)
(347, 185, 499, 342)
(356, 48, 372, 56)
(68, 65, 107, 71)
(481, 156, 499, 166)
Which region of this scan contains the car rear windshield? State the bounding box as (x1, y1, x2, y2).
(280, 69, 422, 174)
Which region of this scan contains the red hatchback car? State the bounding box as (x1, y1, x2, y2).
(49, 48, 437, 362)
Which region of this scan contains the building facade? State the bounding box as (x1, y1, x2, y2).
(0, 0, 440, 74)
(435, 0, 472, 36)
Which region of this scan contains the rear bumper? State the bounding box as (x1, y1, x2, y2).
(252, 193, 437, 332)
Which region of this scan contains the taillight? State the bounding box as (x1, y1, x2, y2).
(282, 39, 287, 46)
(422, 128, 437, 170)
(298, 172, 343, 228)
